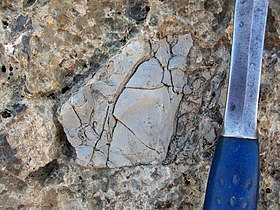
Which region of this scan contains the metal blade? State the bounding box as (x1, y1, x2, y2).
(223, 0, 268, 139)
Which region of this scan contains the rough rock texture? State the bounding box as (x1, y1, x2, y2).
(2, 99, 59, 179)
(0, 0, 279, 209)
(59, 34, 192, 167)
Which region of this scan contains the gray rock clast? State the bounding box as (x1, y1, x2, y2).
(59, 34, 193, 167)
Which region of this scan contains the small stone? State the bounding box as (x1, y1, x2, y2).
(183, 84, 192, 95)
(168, 56, 186, 71)
(167, 35, 193, 72)
(3, 99, 58, 178)
(0, 183, 5, 194)
(172, 34, 193, 57)
(162, 69, 172, 86)
(170, 69, 186, 93)
(205, 127, 216, 143)
(192, 79, 202, 91)
(202, 72, 211, 80)
(155, 39, 171, 67)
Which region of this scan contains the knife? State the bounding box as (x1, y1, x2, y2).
(203, 0, 268, 209)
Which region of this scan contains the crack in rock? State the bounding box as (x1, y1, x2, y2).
(59, 35, 193, 168)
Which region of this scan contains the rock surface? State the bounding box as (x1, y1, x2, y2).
(59, 34, 192, 167)
(0, 0, 279, 209)
(2, 99, 59, 179)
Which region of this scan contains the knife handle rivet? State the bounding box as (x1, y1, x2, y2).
(239, 21, 244, 28)
(230, 196, 237, 207)
(244, 179, 252, 190)
(215, 197, 222, 206)
(241, 200, 249, 209)
(232, 174, 240, 186)
(218, 176, 225, 186)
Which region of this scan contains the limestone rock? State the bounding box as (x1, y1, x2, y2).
(59, 34, 193, 167)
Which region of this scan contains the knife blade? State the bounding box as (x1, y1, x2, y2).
(203, 0, 268, 209)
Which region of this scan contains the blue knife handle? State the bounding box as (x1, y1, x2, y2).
(203, 137, 259, 210)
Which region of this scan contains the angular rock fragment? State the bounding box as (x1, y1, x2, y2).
(3, 99, 58, 178)
(59, 34, 193, 168)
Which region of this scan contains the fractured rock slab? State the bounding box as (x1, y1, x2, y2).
(59, 34, 193, 167)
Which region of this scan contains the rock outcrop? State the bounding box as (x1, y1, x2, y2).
(0, 0, 279, 209)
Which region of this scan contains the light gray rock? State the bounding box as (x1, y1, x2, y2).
(59, 35, 193, 167)
(110, 87, 180, 167)
(183, 84, 192, 95)
(126, 58, 163, 89)
(155, 39, 171, 68)
(168, 34, 193, 72)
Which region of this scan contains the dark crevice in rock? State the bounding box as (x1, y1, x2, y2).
(70, 103, 82, 126)
(23, 0, 36, 8)
(208, 106, 223, 125)
(1, 65, 6, 73)
(90, 106, 110, 164)
(55, 122, 77, 161)
(125, 86, 164, 90)
(1, 18, 9, 29)
(61, 86, 70, 94)
(126, 0, 150, 23)
(50, 99, 77, 162)
(1, 109, 12, 118)
(46, 93, 57, 100)
(26, 159, 59, 185)
(163, 95, 185, 164)
(106, 110, 118, 167)
(61, 134, 77, 160)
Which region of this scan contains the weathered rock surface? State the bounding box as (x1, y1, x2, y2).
(59, 35, 193, 167)
(1, 99, 59, 179)
(0, 0, 279, 209)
